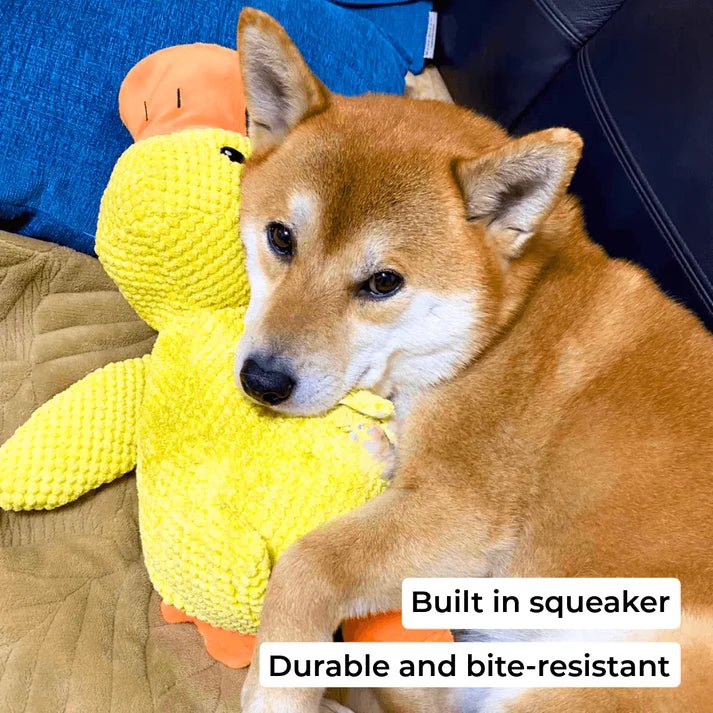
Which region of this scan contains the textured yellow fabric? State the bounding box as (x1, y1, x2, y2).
(96, 130, 252, 331)
(0, 356, 148, 510)
(0, 128, 390, 634)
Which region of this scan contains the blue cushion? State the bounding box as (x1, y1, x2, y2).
(0, 0, 422, 254)
(329, 1, 433, 73)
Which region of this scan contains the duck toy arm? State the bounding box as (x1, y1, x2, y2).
(0, 355, 149, 510)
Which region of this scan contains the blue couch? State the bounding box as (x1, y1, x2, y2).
(0, 0, 430, 255)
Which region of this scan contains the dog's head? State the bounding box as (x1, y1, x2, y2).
(235, 9, 582, 415)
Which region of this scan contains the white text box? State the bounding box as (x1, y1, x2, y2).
(402, 578, 680, 630)
(260, 642, 680, 688)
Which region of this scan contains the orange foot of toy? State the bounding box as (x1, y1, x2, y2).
(342, 610, 454, 643)
(160, 601, 256, 668)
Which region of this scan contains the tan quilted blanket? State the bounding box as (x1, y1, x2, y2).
(0, 232, 247, 712)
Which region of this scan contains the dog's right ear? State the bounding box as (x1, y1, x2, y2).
(456, 128, 583, 260)
(238, 8, 330, 152)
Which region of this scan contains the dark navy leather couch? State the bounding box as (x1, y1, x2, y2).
(435, 0, 713, 330)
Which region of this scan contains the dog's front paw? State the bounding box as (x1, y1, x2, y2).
(351, 424, 396, 475)
(319, 700, 354, 713)
(241, 686, 286, 713)
(242, 690, 327, 713)
(240, 663, 264, 713)
(242, 665, 325, 713)
(242, 690, 351, 713)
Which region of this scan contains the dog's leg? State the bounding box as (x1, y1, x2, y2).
(241, 486, 489, 713)
(375, 686, 458, 713)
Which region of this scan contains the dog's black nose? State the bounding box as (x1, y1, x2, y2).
(240, 356, 295, 406)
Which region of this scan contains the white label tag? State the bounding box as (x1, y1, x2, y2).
(424, 11, 438, 60)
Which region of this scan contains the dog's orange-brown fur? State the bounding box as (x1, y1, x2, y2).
(236, 9, 713, 712)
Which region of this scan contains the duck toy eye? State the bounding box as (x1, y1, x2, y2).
(220, 146, 245, 163)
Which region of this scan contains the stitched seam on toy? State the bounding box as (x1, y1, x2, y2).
(579, 46, 713, 315)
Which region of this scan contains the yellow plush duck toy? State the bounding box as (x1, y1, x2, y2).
(0, 44, 435, 668)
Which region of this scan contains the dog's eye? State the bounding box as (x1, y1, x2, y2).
(266, 222, 294, 258)
(220, 146, 245, 163)
(361, 271, 403, 298)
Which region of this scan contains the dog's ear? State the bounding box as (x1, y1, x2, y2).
(238, 8, 330, 152)
(455, 128, 582, 259)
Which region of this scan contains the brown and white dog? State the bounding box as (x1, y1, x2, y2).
(234, 9, 713, 713)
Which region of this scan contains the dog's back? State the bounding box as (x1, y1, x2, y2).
(421, 211, 713, 712)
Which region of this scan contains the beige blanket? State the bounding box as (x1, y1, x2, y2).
(0, 232, 247, 712)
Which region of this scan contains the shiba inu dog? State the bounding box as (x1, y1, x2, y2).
(234, 8, 713, 713)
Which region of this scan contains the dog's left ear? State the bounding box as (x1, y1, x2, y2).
(456, 128, 583, 259)
(238, 8, 330, 152)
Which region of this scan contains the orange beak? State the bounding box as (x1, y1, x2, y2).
(119, 43, 247, 142)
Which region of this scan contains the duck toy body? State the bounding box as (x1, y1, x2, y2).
(0, 44, 417, 667)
